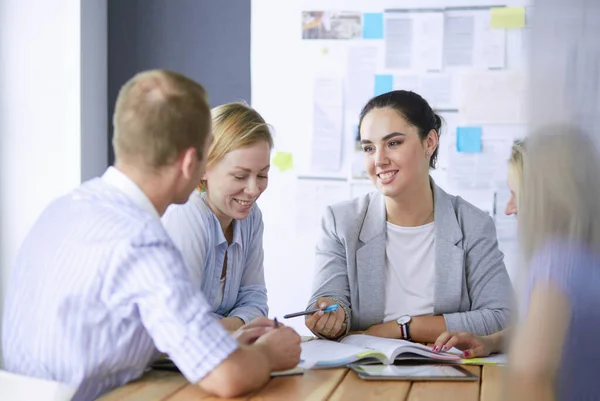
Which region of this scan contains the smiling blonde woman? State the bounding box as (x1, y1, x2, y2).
(162, 102, 273, 332)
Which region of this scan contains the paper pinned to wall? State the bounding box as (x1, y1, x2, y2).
(393, 73, 454, 109)
(310, 78, 343, 173)
(457, 189, 495, 216)
(447, 135, 514, 191)
(460, 71, 527, 124)
(295, 179, 351, 236)
(363, 13, 384, 39)
(346, 46, 378, 115)
(385, 10, 444, 71)
(413, 11, 444, 71)
(456, 127, 482, 153)
(490, 7, 526, 29)
(385, 13, 413, 69)
(443, 13, 475, 67)
(374, 74, 393, 96)
(273, 151, 294, 172)
(443, 8, 507, 69)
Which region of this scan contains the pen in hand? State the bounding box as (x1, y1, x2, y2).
(283, 304, 339, 319)
(274, 317, 279, 328)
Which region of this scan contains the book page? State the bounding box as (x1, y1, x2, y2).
(300, 339, 386, 368)
(341, 335, 412, 362)
(341, 335, 459, 362)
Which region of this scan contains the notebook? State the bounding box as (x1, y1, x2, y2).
(299, 334, 460, 368)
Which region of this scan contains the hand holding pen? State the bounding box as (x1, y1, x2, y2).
(303, 298, 347, 339)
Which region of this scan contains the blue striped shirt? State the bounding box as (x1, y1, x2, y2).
(2, 167, 238, 400)
(161, 191, 268, 324)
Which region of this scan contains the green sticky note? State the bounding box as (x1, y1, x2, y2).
(273, 151, 294, 172)
(490, 7, 526, 29)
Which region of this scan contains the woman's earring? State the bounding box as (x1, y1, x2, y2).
(426, 151, 431, 156)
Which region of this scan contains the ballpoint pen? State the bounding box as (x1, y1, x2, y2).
(283, 304, 339, 319)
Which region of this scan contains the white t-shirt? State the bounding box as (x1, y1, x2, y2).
(384, 221, 436, 322)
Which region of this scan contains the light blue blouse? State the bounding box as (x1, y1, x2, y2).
(161, 191, 268, 323)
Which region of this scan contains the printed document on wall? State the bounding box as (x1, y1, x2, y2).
(311, 78, 343, 173)
(296, 179, 350, 237)
(385, 10, 444, 71)
(385, 12, 413, 69)
(460, 71, 527, 124)
(443, 8, 506, 69)
(394, 73, 454, 109)
(347, 46, 378, 116)
(447, 135, 514, 190)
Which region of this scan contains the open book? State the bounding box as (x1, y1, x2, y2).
(300, 334, 460, 368)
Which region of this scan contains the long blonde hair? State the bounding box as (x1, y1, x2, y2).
(508, 140, 526, 209)
(520, 128, 600, 261)
(200, 102, 273, 191)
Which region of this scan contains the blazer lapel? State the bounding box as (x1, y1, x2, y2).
(356, 193, 387, 327)
(431, 181, 465, 314)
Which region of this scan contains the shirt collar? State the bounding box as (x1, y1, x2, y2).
(102, 166, 161, 220)
(199, 191, 243, 246)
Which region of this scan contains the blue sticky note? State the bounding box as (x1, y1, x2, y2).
(374, 75, 393, 96)
(456, 127, 483, 153)
(363, 13, 384, 39)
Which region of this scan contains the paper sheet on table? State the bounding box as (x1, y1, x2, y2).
(311, 78, 343, 173)
(346, 46, 378, 115)
(460, 71, 527, 124)
(385, 10, 444, 71)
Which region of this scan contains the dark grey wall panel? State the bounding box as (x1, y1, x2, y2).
(108, 0, 251, 164)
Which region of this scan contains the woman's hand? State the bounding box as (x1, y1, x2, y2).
(433, 331, 494, 358)
(305, 298, 346, 339)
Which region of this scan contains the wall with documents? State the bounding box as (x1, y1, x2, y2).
(251, 0, 530, 335)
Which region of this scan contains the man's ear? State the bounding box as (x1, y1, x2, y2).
(180, 147, 198, 180)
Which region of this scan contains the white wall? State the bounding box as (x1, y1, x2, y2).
(0, 0, 107, 364)
(253, 0, 528, 336)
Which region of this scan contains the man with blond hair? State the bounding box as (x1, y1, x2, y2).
(2, 70, 301, 400)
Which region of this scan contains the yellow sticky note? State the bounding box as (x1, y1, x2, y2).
(490, 6, 526, 29)
(273, 151, 294, 172)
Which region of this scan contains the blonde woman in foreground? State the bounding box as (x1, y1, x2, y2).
(438, 131, 600, 399)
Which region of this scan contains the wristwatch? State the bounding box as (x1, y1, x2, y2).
(396, 315, 412, 340)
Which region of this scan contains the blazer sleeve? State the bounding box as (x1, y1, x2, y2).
(307, 206, 352, 337)
(443, 215, 514, 335)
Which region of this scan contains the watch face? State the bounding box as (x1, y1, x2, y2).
(397, 315, 411, 325)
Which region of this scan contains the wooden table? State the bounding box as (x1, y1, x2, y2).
(99, 365, 506, 401)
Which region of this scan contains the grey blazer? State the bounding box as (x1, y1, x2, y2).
(308, 180, 514, 337)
